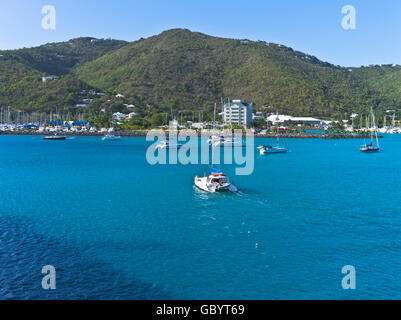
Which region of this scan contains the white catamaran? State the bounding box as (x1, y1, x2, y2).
(194, 138, 237, 193)
(194, 168, 237, 193)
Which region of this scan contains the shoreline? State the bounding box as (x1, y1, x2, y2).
(0, 131, 383, 139)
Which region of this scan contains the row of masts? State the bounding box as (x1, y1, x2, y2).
(351, 112, 398, 130)
(0, 107, 94, 125)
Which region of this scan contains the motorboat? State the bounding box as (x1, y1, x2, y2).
(43, 134, 66, 140)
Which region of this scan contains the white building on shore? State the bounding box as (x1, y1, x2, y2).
(223, 100, 253, 128)
(266, 114, 325, 127)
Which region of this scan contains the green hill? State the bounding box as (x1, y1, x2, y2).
(74, 29, 400, 118)
(1, 29, 401, 118)
(0, 37, 128, 112)
(1, 37, 128, 75)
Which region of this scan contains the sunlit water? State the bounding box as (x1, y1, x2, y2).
(0, 135, 400, 299)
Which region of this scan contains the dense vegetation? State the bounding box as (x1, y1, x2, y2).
(1, 29, 401, 120)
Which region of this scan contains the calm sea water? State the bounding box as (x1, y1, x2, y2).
(0, 134, 400, 300)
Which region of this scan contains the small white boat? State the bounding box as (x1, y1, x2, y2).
(209, 136, 243, 147)
(258, 127, 287, 154)
(102, 133, 121, 141)
(359, 143, 379, 153)
(258, 145, 287, 154)
(156, 140, 183, 150)
(43, 134, 66, 140)
(194, 168, 237, 193)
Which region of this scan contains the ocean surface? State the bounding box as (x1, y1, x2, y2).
(0, 134, 400, 300)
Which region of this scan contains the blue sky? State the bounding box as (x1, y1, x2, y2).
(1, 0, 401, 67)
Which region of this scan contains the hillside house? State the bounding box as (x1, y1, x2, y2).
(42, 76, 59, 82)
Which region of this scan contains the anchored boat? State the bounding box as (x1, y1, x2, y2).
(258, 133, 287, 155)
(102, 131, 121, 141)
(194, 168, 237, 193)
(258, 145, 287, 154)
(194, 134, 237, 193)
(43, 134, 66, 140)
(156, 139, 183, 150)
(359, 108, 380, 153)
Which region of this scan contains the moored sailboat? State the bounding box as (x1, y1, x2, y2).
(258, 127, 287, 154)
(359, 108, 380, 153)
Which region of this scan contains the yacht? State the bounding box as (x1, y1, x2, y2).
(359, 107, 380, 153)
(359, 141, 379, 153)
(258, 134, 287, 154)
(194, 168, 237, 193)
(156, 140, 183, 150)
(258, 145, 287, 154)
(209, 136, 243, 147)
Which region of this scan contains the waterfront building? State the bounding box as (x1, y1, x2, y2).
(266, 114, 324, 127)
(223, 99, 253, 128)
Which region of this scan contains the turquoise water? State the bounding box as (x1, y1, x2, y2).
(0, 135, 400, 299)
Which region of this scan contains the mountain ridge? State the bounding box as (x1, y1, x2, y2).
(1, 28, 401, 118)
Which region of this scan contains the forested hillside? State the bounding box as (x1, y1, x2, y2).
(1, 29, 401, 118)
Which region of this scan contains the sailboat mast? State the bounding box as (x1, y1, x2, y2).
(370, 107, 379, 148)
(372, 109, 379, 148)
(213, 103, 216, 129)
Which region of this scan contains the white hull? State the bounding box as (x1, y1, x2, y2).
(209, 136, 243, 148)
(44, 135, 66, 140)
(259, 147, 287, 154)
(102, 136, 121, 141)
(156, 141, 184, 150)
(194, 176, 237, 193)
(156, 145, 183, 150)
(213, 141, 243, 148)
